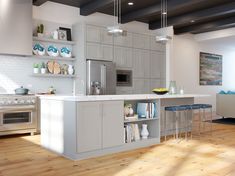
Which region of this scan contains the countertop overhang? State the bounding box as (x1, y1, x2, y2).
(39, 94, 210, 102)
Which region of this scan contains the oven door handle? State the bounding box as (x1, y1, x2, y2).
(0, 105, 36, 112)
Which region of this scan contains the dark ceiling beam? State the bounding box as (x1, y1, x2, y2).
(33, 0, 48, 6)
(80, 0, 113, 16)
(149, 2, 235, 30)
(121, 0, 207, 24)
(174, 16, 235, 34)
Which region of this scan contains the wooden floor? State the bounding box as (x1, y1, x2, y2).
(1, 123, 235, 176)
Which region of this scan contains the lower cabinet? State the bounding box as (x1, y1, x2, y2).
(102, 101, 124, 148)
(77, 101, 124, 153)
(77, 102, 102, 153)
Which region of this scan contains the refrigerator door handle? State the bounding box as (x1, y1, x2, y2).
(101, 64, 106, 94)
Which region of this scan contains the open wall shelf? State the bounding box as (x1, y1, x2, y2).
(32, 73, 76, 78)
(31, 55, 76, 61)
(33, 37, 76, 45)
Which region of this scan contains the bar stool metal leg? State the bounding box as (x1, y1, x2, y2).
(184, 110, 188, 140)
(198, 109, 201, 138)
(164, 110, 167, 141)
(210, 107, 213, 136)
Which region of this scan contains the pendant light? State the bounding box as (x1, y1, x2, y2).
(156, 0, 172, 43)
(107, 0, 125, 36)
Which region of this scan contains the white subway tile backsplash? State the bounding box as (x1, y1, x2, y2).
(0, 55, 73, 94)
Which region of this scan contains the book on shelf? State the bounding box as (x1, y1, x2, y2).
(137, 102, 158, 119)
(124, 123, 140, 143)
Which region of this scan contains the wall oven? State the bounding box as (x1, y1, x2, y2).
(116, 70, 132, 87)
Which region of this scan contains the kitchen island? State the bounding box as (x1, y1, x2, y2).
(40, 94, 208, 160)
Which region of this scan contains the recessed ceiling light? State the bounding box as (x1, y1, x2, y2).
(191, 20, 195, 23)
(162, 12, 167, 15)
(128, 2, 134, 6)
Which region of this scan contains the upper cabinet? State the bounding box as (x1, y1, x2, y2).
(114, 46, 132, 68)
(0, 0, 32, 56)
(132, 33, 150, 50)
(133, 49, 150, 78)
(114, 32, 132, 47)
(150, 36, 165, 51)
(101, 28, 113, 45)
(86, 25, 101, 43)
(150, 51, 164, 79)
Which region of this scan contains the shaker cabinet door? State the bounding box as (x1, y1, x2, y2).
(102, 101, 124, 148)
(86, 25, 101, 43)
(86, 42, 102, 60)
(150, 51, 162, 79)
(114, 46, 132, 68)
(102, 44, 113, 61)
(133, 49, 150, 78)
(77, 102, 102, 153)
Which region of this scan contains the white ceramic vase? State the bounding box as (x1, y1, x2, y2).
(41, 68, 46, 74)
(68, 65, 74, 75)
(33, 68, 39, 74)
(141, 124, 149, 139)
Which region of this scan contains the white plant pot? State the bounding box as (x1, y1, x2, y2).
(41, 68, 46, 74)
(37, 33, 44, 38)
(33, 68, 39, 74)
(141, 124, 149, 139)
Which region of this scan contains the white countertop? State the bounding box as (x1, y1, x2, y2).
(39, 94, 209, 102)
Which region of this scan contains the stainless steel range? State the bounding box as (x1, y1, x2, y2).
(0, 94, 37, 136)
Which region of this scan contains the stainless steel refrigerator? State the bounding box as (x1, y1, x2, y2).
(86, 59, 116, 95)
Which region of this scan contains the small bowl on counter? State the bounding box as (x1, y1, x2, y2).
(152, 88, 168, 95)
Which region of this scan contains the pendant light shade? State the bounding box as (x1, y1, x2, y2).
(156, 0, 172, 43)
(107, 0, 125, 36)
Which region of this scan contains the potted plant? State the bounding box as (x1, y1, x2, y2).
(33, 63, 39, 74)
(40, 62, 46, 74)
(37, 24, 44, 38)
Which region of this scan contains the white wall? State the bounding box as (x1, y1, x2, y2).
(170, 32, 235, 111)
(0, 1, 161, 94)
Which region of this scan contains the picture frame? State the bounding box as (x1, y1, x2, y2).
(58, 29, 67, 41)
(199, 52, 222, 86)
(59, 27, 72, 41)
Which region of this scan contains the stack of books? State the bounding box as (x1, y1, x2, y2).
(124, 123, 140, 143)
(137, 102, 157, 119)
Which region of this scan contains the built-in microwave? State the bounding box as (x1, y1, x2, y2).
(116, 70, 132, 87)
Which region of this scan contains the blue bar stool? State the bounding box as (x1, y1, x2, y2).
(164, 105, 191, 141)
(191, 104, 213, 138)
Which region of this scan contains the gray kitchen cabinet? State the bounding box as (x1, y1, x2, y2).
(150, 51, 163, 79)
(102, 44, 113, 61)
(114, 32, 132, 47)
(133, 79, 150, 94)
(132, 33, 150, 50)
(86, 25, 101, 43)
(101, 28, 113, 45)
(116, 87, 133, 95)
(102, 101, 124, 148)
(0, 0, 32, 56)
(114, 46, 132, 68)
(150, 36, 165, 51)
(86, 42, 102, 60)
(150, 79, 162, 91)
(133, 49, 150, 78)
(77, 101, 124, 153)
(77, 102, 102, 153)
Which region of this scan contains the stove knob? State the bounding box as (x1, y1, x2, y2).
(31, 99, 36, 104)
(27, 100, 31, 104)
(20, 100, 25, 104)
